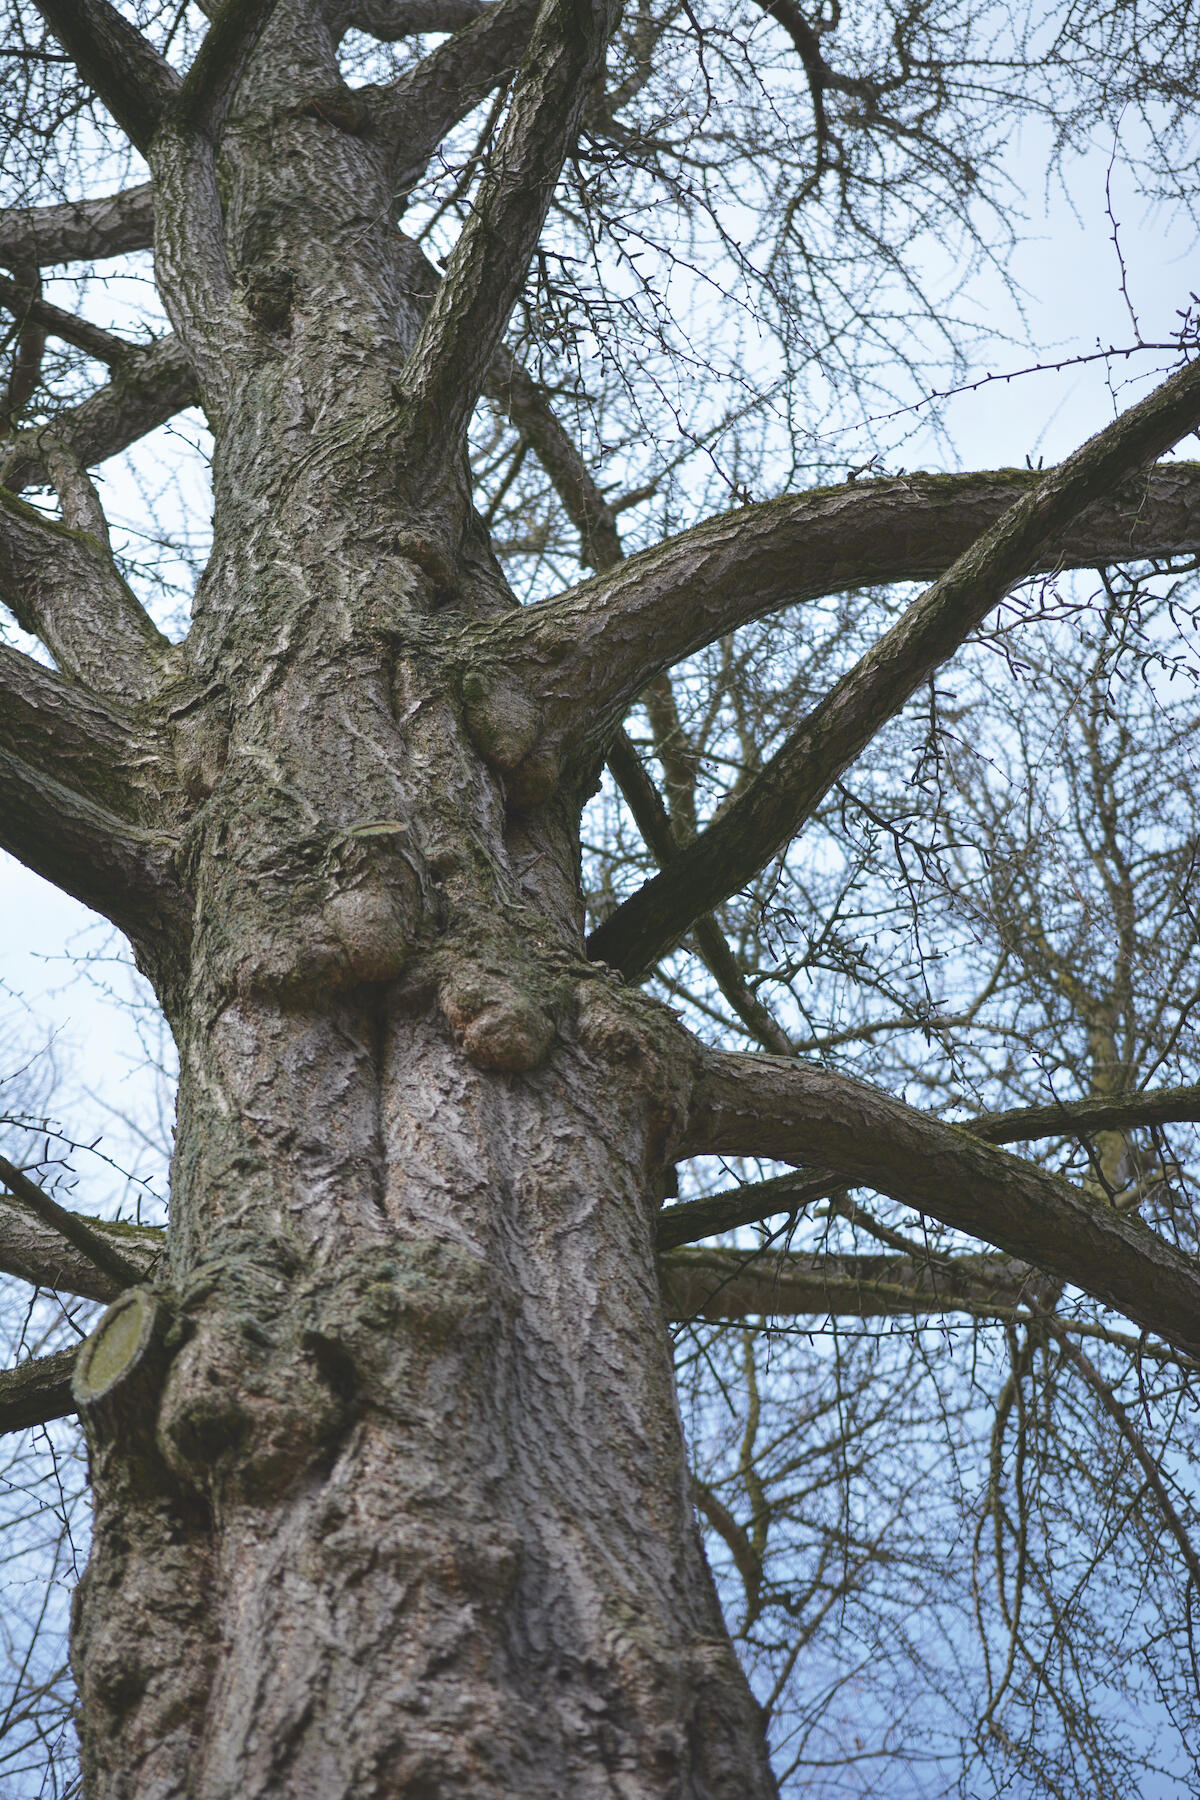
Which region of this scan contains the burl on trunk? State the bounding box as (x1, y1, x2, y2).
(60, 6, 776, 1791)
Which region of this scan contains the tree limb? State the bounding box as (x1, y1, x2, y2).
(88, 0, 281, 368)
(0, 333, 196, 492)
(176, 0, 281, 141)
(660, 1244, 1037, 1321)
(343, 0, 488, 37)
(680, 1049, 1200, 1354)
(467, 461, 1200, 837)
(0, 1156, 148, 1292)
(0, 484, 174, 699)
(485, 341, 623, 567)
(0, 746, 190, 949)
(33, 0, 181, 155)
(658, 1166, 839, 1250)
(605, 731, 795, 1052)
(2, 260, 47, 425)
(587, 356, 1200, 975)
(0, 270, 138, 367)
(0, 642, 155, 816)
(0, 1184, 161, 1303)
(380, 0, 540, 196)
(970, 1085, 1200, 1146)
(0, 1346, 78, 1438)
(0, 183, 155, 268)
(397, 0, 619, 472)
(657, 1080, 1200, 1249)
(661, 1250, 1196, 1367)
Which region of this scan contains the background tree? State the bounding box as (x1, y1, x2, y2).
(3, 0, 1200, 1795)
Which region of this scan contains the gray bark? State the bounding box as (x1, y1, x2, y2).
(6, 0, 1200, 1793)
(8, 3, 776, 1794)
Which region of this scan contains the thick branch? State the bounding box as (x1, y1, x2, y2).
(0, 485, 174, 698)
(34, 0, 180, 154)
(0, 183, 155, 268)
(0, 642, 152, 815)
(176, 0, 281, 140)
(397, 0, 619, 469)
(0, 270, 138, 367)
(381, 0, 540, 194)
(0, 1157, 149, 1292)
(0, 1346, 78, 1437)
(588, 359, 1200, 974)
(0, 1184, 161, 1302)
(682, 1050, 1200, 1354)
(344, 0, 488, 36)
(468, 461, 1200, 840)
(0, 746, 190, 947)
(0, 333, 196, 492)
(658, 1081, 1200, 1249)
(663, 1253, 1195, 1365)
(660, 1244, 1035, 1322)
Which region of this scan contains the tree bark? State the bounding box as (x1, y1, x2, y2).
(75, 999, 773, 1798)
(9, 0, 1200, 1791)
(43, 10, 777, 1790)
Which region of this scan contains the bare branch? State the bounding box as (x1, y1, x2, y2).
(0, 1347, 77, 1438)
(485, 342, 622, 569)
(681, 1049, 1200, 1354)
(691, 1477, 763, 1604)
(467, 461, 1200, 841)
(0, 1185, 161, 1303)
(606, 730, 795, 1053)
(0, 746, 190, 948)
(657, 1082, 1200, 1249)
(658, 1167, 838, 1250)
(344, 0, 488, 37)
(176, 0, 282, 141)
(0, 484, 175, 699)
(663, 1253, 1197, 1368)
(381, 0, 540, 196)
(0, 1156, 148, 1291)
(0, 270, 138, 367)
(0, 333, 196, 492)
(1041, 1321, 1200, 1591)
(397, 0, 619, 472)
(661, 1244, 1036, 1321)
(0, 183, 154, 268)
(588, 355, 1200, 975)
(144, 0, 290, 358)
(0, 642, 153, 816)
(1, 260, 47, 425)
(33, 0, 180, 155)
(970, 1085, 1200, 1146)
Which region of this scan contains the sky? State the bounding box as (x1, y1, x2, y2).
(4, 122, 1194, 1178)
(1, 61, 1198, 1800)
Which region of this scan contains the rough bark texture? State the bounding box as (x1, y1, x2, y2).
(19, 4, 778, 1794)
(7, 1, 1200, 1794)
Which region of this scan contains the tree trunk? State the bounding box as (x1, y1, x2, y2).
(63, 15, 777, 1783)
(75, 988, 775, 1797)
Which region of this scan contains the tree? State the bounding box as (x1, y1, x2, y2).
(3, 0, 1200, 1793)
